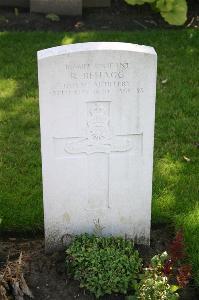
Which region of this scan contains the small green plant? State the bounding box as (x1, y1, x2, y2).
(66, 234, 142, 298)
(127, 230, 192, 300)
(45, 13, 60, 22)
(133, 252, 180, 300)
(124, 0, 188, 25)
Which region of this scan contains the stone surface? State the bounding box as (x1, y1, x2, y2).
(37, 42, 157, 251)
(0, 0, 110, 11)
(83, 0, 111, 7)
(0, 0, 29, 7)
(31, 0, 82, 16)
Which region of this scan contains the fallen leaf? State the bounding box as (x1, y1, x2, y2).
(183, 156, 191, 162)
(162, 79, 168, 84)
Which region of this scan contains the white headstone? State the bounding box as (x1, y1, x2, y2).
(37, 42, 157, 251)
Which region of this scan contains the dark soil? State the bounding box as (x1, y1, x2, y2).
(0, 225, 199, 300)
(0, 0, 198, 31)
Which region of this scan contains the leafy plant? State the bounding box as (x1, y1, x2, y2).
(168, 229, 185, 261)
(45, 13, 60, 22)
(132, 252, 180, 300)
(125, 0, 155, 4)
(66, 234, 142, 298)
(164, 230, 192, 288)
(124, 0, 188, 25)
(127, 230, 192, 300)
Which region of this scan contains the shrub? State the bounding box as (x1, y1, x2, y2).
(124, 0, 188, 26)
(66, 234, 142, 298)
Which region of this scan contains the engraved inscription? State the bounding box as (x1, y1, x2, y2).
(51, 61, 131, 97)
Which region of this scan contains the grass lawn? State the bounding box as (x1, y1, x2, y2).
(0, 30, 198, 282)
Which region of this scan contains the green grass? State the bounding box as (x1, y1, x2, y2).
(0, 30, 198, 281)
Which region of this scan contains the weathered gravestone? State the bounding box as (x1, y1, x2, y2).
(0, 0, 29, 7)
(37, 42, 157, 251)
(0, 0, 110, 11)
(31, 0, 82, 15)
(83, 0, 111, 7)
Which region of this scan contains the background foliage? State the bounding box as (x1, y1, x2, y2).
(124, 0, 188, 25)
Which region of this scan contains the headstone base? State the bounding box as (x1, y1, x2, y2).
(30, 0, 82, 16)
(0, 0, 29, 7)
(83, 0, 111, 7)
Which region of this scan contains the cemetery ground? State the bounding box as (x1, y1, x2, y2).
(0, 29, 198, 298)
(0, 0, 198, 31)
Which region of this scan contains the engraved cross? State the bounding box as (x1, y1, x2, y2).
(54, 101, 142, 209)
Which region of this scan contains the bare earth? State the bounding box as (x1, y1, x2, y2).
(0, 225, 199, 299)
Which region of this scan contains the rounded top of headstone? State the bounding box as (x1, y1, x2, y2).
(37, 42, 156, 60)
